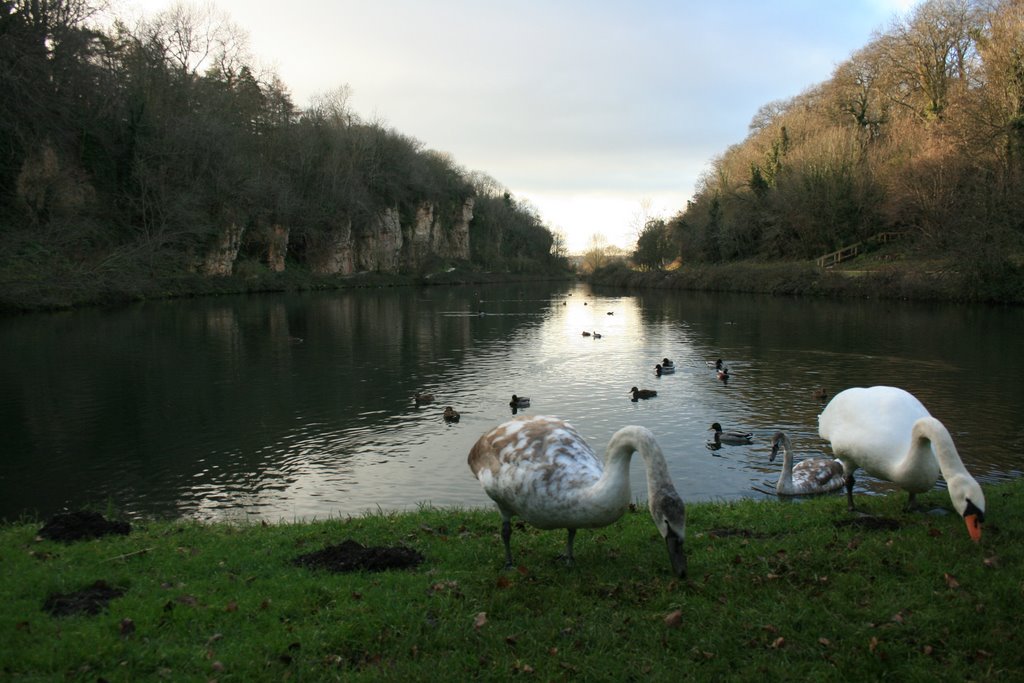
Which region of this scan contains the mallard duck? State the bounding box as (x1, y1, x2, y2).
(655, 362, 675, 375)
(717, 367, 730, 382)
(593, 332, 602, 339)
(509, 395, 531, 409)
(709, 422, 752, 445)
(769, 432, 844, 496)
(818, 386, 985, 541)
(443, 406, 460, 423)
(661, 358, 675, 368)
(467, 415, 686, 576)
(629, 386, 657, 401)
(582, 331, 591, 337)
(706, 359, 724, 370)
(414, 392, 435, 405)
(812, 386, 828, 401)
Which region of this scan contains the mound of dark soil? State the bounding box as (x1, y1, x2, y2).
(43, 580, 125, 617)
(293, 539, 424, 573)
(38, 511, 131, 542)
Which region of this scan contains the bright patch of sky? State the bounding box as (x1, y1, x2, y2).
(125, 0, 918, 252)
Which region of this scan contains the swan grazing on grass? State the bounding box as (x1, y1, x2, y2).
(468, 415, 687, 577)
(818, 386, 985, 541)
(769, 432, 844, 496)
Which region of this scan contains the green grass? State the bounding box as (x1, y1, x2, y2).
(2, 481, 1022, 681)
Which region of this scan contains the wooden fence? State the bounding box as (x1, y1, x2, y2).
(816, 232, 904, 268)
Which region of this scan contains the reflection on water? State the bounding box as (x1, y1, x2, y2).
(0, 283, 1021, 522)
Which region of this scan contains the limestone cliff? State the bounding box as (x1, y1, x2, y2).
(249, 197, 474, 276)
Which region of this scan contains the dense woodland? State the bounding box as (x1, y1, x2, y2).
(633, 0, 1024, 297)
(0, 1, 565, 310)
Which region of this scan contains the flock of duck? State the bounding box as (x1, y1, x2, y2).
(463, 364, 987, 577)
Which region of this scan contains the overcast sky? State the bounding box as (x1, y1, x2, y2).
(128, 0, 917, 252)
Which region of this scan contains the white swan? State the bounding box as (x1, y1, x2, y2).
(468, 415, 687, 577)
(769, 431, 844, 496)
(818, 386, 985, 541)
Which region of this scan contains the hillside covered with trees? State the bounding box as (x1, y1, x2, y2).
(631, 0, 1023, 301)
(0, 1, 565, 311)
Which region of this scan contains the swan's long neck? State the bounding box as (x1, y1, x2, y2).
(591, 426, 674, 510)
(776, 434, 795, 491)
(891, 417, 950, 486)
(909, 417, 966, 477)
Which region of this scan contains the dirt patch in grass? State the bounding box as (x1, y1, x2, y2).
(43, 580, 125, 617)
(38, 511, 132, 542)
(292, 539, 424, 572)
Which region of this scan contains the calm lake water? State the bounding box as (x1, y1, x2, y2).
(1, 282, 1022, 523)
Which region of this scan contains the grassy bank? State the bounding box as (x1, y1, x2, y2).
(588, 256, 1024, 305)
(2, 479, 1021, 681)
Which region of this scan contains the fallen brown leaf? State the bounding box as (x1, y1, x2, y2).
(869, 636, 879, 653)
(944, 573, 960, 589)
(771, 637, 786, 649)
(818, 637, 831, 647)
(119, 618, 135, 637)
(473, 612, 488, 630)
(664, 610, 683, 628)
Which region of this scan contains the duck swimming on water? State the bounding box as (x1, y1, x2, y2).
(467, 415, 687, 576)
(709, 422, 752, 445)
(629, 386, 658, 401)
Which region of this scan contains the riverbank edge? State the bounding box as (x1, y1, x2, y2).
(586, 259, 1024, 305)
(0, 265, 577, 316)
(4, 254, 1023, 316)
(1, 477, 1019, 680)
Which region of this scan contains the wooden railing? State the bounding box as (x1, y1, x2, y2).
(816, 232, 904, 268)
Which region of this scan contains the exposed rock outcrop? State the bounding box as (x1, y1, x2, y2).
(205, 196, 473, 276)
(16, 142, 95, 223)
(266, 224, 289, 272)
(202, 223, 245, 276)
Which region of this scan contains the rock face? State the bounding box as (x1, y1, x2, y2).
(16, 143, 95, 222)
(202, 222, 245, 276)
(266, 224, 289, 272)
(299, 197, 474, 275)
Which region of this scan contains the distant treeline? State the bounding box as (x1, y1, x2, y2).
(634, 0, 1023, 297)
(0, 1, 565, 309)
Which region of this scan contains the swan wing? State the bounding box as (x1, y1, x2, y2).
(468, 416, 604, 528)
(791, 459, 845, 493)
(818, 386, 931, 480)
